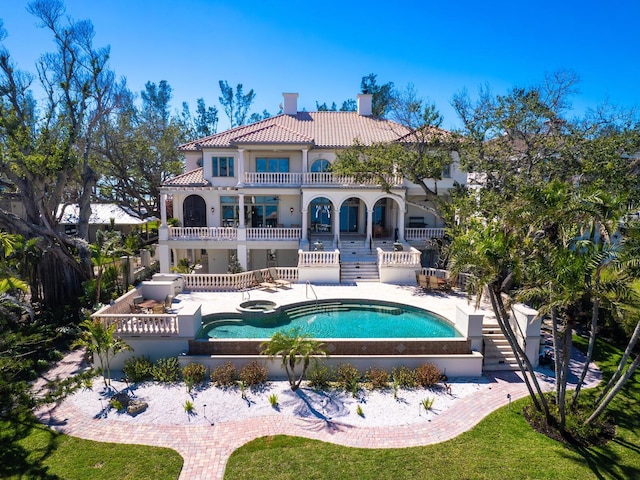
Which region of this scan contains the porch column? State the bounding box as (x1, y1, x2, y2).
(302, 148, 309, 173)
(333, 203, 340, 244)
(237, 245, 248, 270)
(397, 203, 406, 241)
(301, 208, 308, 240)
(366, 206, 373, 244)
(238, 193, 246, 228)
(160, 192, 167, 226)
(159, 192, 169, 241)
(237, 149, 245, 185)
(158, 244, 170, 273)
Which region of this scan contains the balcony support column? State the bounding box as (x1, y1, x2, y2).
(238, 193, 246, 228)
(333, 202, 340, 244)
(366, 206, 373, 245)
(237, 244, 248, 270)
(237, 149, 245, 185)
(301, 208, 308, 240)
(302, 148, 308, 173)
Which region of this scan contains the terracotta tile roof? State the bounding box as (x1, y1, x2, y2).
(163, 167, 209, 186)
(179, 112, 411, 151)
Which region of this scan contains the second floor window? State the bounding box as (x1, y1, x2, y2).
(256, 157, 289, 172)
(212, 157, 234, 177)
(442, 164, 451, 178)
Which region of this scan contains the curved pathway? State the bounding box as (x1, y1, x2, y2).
(33, 349, 601, 480)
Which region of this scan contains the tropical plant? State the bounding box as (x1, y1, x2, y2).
(72, 318, 132, 386)
(260, 331, 327, 391)
(210, 361, 237, 387)
(151, 357, 181, 383)
(238, 360, 268, 387)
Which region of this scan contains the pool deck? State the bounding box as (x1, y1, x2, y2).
(174, 282, 475, 322)
(33, 283, 602, 480)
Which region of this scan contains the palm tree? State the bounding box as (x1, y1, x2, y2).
(260, 330, 327, 391)
(72, 317, 132, 386)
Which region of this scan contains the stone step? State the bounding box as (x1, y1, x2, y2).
(483, 361, 521, 371)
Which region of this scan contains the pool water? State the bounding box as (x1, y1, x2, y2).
(200, 300, 460, 339)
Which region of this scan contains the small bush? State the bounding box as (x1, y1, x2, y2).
(183, 363, 207, 391)
(356, 404, 364, 417)
(183, 399, 195, 413)
(152, 357, 180, 383)
(123, 356, 154, 383)
(268, 393, 278, 407)
(307, 364, 333, 390)
(392, 366, 417, 388)
(415, 363, 441, 388)
(336, 363, 360, 391)
(420, 397, 435, 411)
(210, 361, 237, 387)
(365, 367, 390, 390)
(238, 360, 268, 387)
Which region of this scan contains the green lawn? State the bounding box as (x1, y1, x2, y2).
(224, 337, 640, 480)
(1, 337, 637, 480)
(0, 415, 183, 480)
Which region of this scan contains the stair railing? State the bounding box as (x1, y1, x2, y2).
(305, 280, 319, 312)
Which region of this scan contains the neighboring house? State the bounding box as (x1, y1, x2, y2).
(157, 93, 466, 282)
(58, 203, 153, 243)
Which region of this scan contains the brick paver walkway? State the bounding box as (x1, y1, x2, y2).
(33, 349, 601, 480)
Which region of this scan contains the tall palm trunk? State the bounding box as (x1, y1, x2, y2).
(571, 297, 599, 407)
(586, 354, 640, 425)
(595, 319, 640, 405)
(488, 286, 550, 419)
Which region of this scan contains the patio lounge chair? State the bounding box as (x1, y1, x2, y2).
(254, 271, 278, 291)
(268, 267, 292, 288)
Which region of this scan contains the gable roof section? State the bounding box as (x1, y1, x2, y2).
(179, 111, 411, 151)
(163, 167, 209, 187)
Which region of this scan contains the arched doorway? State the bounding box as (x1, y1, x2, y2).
(183, 195, 206, 227)
(309, 197, 332, 233)
(340, 197, 360, 233)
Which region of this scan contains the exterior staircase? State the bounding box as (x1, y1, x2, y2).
(481, 315, 520, 371)
(339, 239, 380, 283)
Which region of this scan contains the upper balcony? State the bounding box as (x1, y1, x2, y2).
(242, 172, 404, 188)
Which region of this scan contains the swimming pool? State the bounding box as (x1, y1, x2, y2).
(198, 299, 461, 339)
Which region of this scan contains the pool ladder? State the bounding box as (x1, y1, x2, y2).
(305, 280, 319, 312)
(241, 289, 251, 301)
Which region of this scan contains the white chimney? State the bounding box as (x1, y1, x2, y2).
(357, 93, 373, 116)
(282, 93, 299, 115)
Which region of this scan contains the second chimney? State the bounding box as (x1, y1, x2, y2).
(282, 93, 299, 115)
(357, 93, 373, 116)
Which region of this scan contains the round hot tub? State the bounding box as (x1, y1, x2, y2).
(237, 300, 278, 314)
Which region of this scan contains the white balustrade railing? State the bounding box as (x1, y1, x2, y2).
(184, 271, 258, 291)
(168, 226, 237, 240)
(404, 228, 446, 240)
(298, 249, 340, 266)
(96, 314, 179, 336)
(243, 171, 403, 187)
(243, 172, 303, 184)
(377, 247, 421, 266)
(246, 228, 302, 240)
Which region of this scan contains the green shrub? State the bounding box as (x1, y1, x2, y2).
(123, 356, 154, 383)
(415, 363, 441, 388)
(392, 365, 417, 388)
(420, 397, 434, 411)
(365, 367, 390, 390)
(152, 357, 180, 383)
(336, 363, 360, 391)
(210, 361, 237, 387)
(268, 393, 278, 407)
(307, 363, 333, 389)
(182, 363, 207, 391)
(238, 360, 268, 387)
(183, 399, 195, 413)
(356, 404, 364, 417)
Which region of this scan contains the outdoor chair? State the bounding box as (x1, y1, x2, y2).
(429, 276, 440, 290)
(152, 303, 165, 314)
(254, 270, 278, 291)
(268, 267, 292, 288)
(417, 274, 429, 289)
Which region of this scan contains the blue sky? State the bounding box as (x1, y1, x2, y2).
(1, 0, 639, 130)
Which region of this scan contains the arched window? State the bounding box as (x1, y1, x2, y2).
(310, 159, 331, 172)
